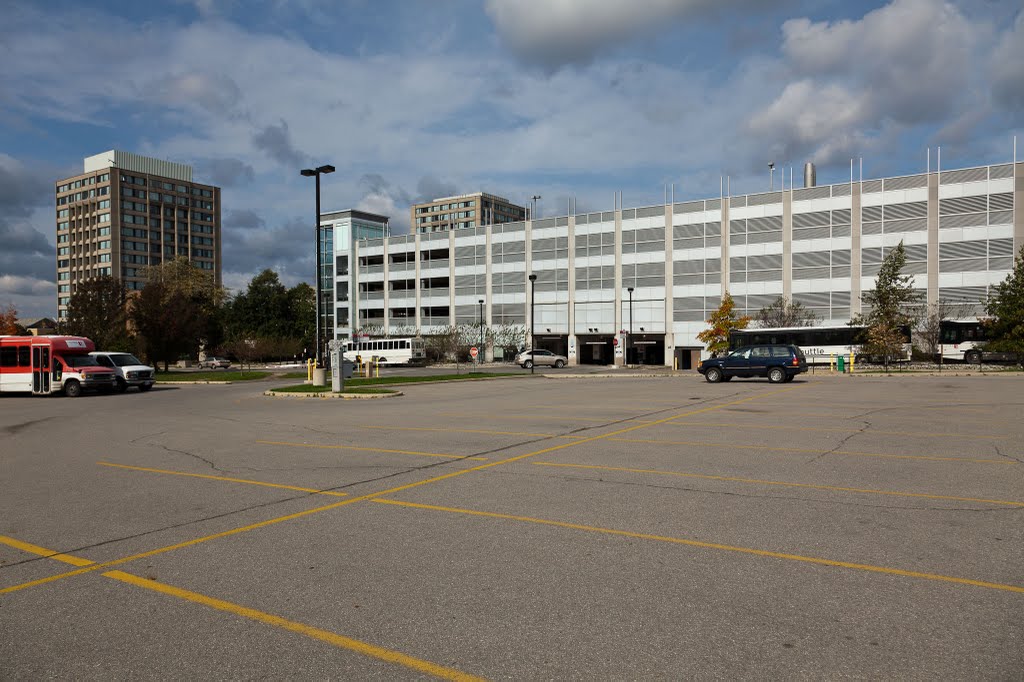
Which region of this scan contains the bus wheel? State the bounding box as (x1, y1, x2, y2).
(965, 350, 981, 364)
(64, 380, 82, 398)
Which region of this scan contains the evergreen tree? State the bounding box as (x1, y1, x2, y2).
(697, 292, 750, 356)
(853, 241, 919, 369)
(984, 246, 1024, 366)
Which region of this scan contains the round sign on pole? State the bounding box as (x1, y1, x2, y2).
(612, 338, 619, 347)
(470, 346, 479, 358)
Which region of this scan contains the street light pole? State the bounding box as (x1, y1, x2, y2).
(478, 298, 484, 363)
(530, 195, 541, 220)
(300, 164, 336, 367)
(528, 274, 537, 375)
(769, 162, 775, 191)
(627, 286, 634, 366)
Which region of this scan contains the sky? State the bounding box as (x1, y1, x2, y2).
(1, 0, 1022, 319)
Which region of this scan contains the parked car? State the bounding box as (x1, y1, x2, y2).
(514, 349, 567, 369)
(199, 356, 231, 369)
(697, 344, 807, 383)
(90, 351, 155, 392)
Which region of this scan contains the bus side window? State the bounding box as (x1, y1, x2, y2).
(18, 346, 30, 366)
(0, 346, 16, 367)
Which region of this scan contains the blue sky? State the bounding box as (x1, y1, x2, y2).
(2, 0, 1022, 318)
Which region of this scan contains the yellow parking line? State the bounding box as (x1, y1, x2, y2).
(373, 499, 1024, 594)
(438, 412, 613, 423)
(1, 386, 800, 597)
(531, 462, 1024, 507)
(98, 462, 349, 497)
(0, 535, 95, 567)
(608, 437, 1015, 465)
(256, 440, 487, 461)
(662, 421, 1007, 441)
(358, 424, 585, 439)
(0, 535, 479, 680)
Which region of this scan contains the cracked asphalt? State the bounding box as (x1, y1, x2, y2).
(1, 372, 1023, 679)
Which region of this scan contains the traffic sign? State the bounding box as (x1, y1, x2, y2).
(470, 346, 479, 358)
(612, 338, 619, 347)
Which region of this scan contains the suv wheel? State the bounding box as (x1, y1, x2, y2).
(115, 378, 128, 393)
(768, 367, 786, 383)
(705, 367, 723, 383)
(523, 360, 534, 369)
(554, 359, 565, 368)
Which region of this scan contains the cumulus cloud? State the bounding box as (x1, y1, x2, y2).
(990, 10, 1024, 116)
(154, 72, 244, 116)
(749, 0, 982, 165)
(486, 0, 727, 68)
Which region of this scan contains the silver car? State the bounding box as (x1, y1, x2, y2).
(514, 349, 567, 369)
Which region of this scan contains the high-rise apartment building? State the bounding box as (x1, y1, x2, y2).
(55, 151, 221, 320)
(411, 192, 526, 234)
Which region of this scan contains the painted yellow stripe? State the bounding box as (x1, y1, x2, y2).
(257, 440, 487, 461)
(1, 385, 800, 596)
(664, 421, 1007, 441)
(608, 437, 1015, 465)
(0, 535, 95, 567)
(0, 535, 479, 680)
(358, 424, 586, 439)
(98, 462, 349, 497)
(103, 571, 481, 681)
(532, 462, 1024, 507)
(438, 412, 614, 423)
(373, 499, 1024, 595)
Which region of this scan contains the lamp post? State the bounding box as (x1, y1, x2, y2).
(478, 298, 484, 364)
(528, 274, 537, 375)
(627, 286, 634, 366)
(769, 162, 775, 191)
(300, 164, 335, 367)
(530, 195, 541, 220)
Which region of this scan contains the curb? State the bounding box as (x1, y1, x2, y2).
(263, 389, 404, 399)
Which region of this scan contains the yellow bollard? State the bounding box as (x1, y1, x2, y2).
(829, 353, 835, 372)
(849, 352, 855, 373)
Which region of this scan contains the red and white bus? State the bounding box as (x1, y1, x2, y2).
(0, 336, 117, 397)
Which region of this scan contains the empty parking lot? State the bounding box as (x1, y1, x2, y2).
(1, 373, 1022, 678)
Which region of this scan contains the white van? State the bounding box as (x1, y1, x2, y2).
(89, 352, 155, 393)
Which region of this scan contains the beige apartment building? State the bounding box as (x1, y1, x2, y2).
(55, 151, 221, 320)
(411, 192, 526, 234)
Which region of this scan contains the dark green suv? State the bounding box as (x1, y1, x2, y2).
(697, 344, 807, 383)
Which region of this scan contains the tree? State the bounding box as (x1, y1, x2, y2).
(853, 241, 920, 369)
(697, 292, 750, 356)
(131, 258, 226, 370)
(984, 245, 1024, 366)
(0, 303, 18, 335)
(287, 282, 316, 351)
(62, 276, 133, 350)
(491, 324, 527, 361)
(914, 299, 968, 361)
(755, 296, 819, 328)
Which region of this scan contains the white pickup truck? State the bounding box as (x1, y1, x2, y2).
(90, 352, 156, 393)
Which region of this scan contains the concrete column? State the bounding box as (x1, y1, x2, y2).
(449, 230, 456, 327)
(567, 215, 577, 365)
(927, 171, 939, 306)
(664, 204, 674, 367)
(485, 224, 493, 362)
(851, 183, 862, 316)
(382, 236, 390, 334)
(1015, 162, 1024, 255)
(613, 208, 623, 366)
(720, 197, 730, 298)
(782, 189, 793, 300)
(414, 233, 422, 331)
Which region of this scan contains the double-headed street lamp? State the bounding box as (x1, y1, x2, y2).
(530, 195, 541, 220)
(528, 274, 537, 375)
(300, 164, 335, 367)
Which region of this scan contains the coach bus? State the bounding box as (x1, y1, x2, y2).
(938, 320, 1014, 364)
(0, 336, 117, 396)
(729, 324, 912, 365)
(341, 337, 426, 365)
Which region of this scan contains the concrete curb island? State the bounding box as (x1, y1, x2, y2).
(263, 389, 404, 399)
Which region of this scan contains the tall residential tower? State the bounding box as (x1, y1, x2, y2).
(55, 151, 221, 320)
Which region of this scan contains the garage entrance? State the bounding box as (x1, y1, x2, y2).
(576, 335, 614, 365)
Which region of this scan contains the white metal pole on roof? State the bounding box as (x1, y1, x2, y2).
(937, 147, 941, 174)
(927, 147, 930, 174)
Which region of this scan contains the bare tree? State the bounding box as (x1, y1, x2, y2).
(915, 300, 968, 362)
(755, 296, 819, 328)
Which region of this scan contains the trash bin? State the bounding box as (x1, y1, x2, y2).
(837, 355, 845, 373)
